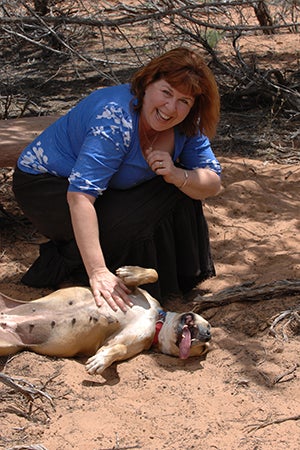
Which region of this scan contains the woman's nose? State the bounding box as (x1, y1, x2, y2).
(164, 98, 177, 113)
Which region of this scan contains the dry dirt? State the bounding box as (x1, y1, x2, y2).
(0, 23, 300, 450)
(0, 154, 299, 450)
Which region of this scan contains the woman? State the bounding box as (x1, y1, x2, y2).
(13, 47, 222, 312)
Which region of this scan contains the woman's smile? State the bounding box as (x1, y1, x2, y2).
(142, 79, 194, 131)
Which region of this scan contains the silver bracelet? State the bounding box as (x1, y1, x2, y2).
(178, 170, 189, 189)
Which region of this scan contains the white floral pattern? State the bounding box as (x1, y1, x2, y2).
(17, 85, 221, 197)
(19, 141, 50, 173)
(95, 104, 132, 147)
(68, 171, 105, 196)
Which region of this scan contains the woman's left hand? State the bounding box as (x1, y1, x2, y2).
(146, 149, 185, 187)
(145, 148, 221, 200)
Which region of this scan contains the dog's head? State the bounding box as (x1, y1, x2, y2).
(175, 312, 211, 359)
(157, 311, 211, 359)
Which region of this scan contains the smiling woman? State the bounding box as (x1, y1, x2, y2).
(12, 47, 222, 311)
(131, 47, 220, 139)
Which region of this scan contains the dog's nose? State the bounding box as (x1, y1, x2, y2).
(203, 328, 211, 341)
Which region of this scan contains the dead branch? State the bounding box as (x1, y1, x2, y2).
(0, 372, 53, 404)
(269, 307, 300, 341)
(1, 0, 299, 122)
(0, 372, 55, 422)
(273, 364, 298, 384)
(6, 445, 48, 450)
(192, 279, 300, 313)
(257, 363, 298, 388)
(253, 0, 274, 34)
(245, 413, 300, 433)
(0, 2, 298, 33)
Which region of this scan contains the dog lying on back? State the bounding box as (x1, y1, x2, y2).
(0, 266, 211, 375)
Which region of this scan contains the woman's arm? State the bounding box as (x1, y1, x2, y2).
(146, 149, 221, 200)
(67, 191, 132, 311)
(168, 166, 221, 200)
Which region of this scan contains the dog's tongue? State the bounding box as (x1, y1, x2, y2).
(179, 327, 191, 359)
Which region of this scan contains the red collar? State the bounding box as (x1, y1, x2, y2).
(152, 310, 166, 346)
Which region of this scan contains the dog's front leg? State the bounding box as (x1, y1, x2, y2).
(85, 329, 152, 375)
(85, 342, 128, 375)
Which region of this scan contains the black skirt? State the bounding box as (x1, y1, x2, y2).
(12, 167, 215, 299)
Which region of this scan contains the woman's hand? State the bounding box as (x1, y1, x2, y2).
(146, 149, 180, 182)
(145, 149, 221, 200)
(89, 267, 133, 313)
(67, 191, 133, 312)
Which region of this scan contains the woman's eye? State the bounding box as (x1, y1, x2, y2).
(181, 98, 191, 106)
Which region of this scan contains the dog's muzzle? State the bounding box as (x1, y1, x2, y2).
(176, 313, 211, 359)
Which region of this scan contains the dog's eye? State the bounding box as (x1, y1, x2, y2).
(181, 313, 195, 326)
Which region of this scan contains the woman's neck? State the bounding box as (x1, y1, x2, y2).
(139, 114, 160, 152)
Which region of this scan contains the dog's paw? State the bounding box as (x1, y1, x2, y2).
(85, 354, 106, 375)
(116, 266, 158, 286)
(116, 266, 132, 279)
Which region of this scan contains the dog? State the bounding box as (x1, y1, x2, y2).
(0, 266, 211, 374)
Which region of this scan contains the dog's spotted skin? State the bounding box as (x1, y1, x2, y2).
(0, 266, 211, 374)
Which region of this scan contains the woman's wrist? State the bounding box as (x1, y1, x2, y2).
(177, 169, 189, 189)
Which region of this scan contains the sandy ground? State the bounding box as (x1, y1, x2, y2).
(0, 155, 299, 450)
(0, 5, 299, 446)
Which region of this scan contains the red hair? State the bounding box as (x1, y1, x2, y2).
(131, 47, 220, 139)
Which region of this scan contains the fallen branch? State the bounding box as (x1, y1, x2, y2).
(192, 279, 300, 312)
(0, 372, 55, 422)
(0, 372, 54, 405)
(245, 413, 300, 433)
(273, 364, 298, 385)
(270, 307, 300, 341)
(6, 445, 48, 450)
(257, 363, 298, 388)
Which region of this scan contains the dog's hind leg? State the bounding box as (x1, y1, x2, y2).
(0, 292, 27, 310)
(0, 329, 23, 356)
(0, 293, 28, 355)
(116, 266, 158, 287)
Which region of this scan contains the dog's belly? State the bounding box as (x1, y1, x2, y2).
(1, 286, 159, 358)
(26, 313, 121, 357)
(1, 287, 122, 357)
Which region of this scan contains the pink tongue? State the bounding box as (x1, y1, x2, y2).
(179, 327, 191, 359)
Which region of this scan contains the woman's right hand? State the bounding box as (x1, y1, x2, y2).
(89, 267, 133, 312)
(67, 192, 133, 312)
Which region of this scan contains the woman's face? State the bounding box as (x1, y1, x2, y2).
(141, 79, 195, 131)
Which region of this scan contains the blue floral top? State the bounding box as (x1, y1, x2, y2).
(17, 84, 221, 198)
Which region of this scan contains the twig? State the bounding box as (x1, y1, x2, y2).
(269, 306, 300, 341)
(273, 364, 298, 385)
(0, 372, 54, 406)
(245, 413, 300, 433)
(6, 445, 48, 450)
(0, 372, 55, 422)
(0, 5, 298, 32)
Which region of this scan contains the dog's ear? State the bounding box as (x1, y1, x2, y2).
(116, 266, 158, 287)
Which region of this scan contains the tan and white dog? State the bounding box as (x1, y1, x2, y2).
(0, 266, 211, 375)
